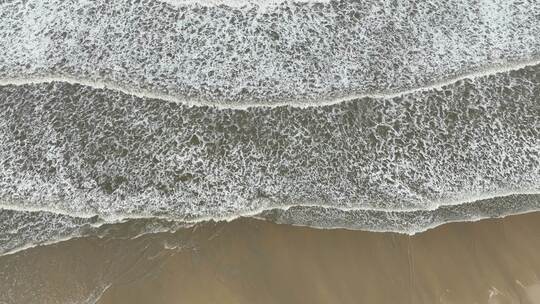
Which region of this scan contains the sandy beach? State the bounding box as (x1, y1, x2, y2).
(1, 212, 539, 304)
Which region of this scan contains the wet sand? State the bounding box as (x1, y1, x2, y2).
(2, 212, 540, 304)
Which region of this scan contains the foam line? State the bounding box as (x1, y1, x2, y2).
(267, 207, 540, 236)
(1, 189, 538, 224)
(0, 57, 538, 109)
(1, 194, 539, 257)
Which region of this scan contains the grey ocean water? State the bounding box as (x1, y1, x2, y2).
(0, 0, 539, 254)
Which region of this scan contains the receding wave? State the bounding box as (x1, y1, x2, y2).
(0, 64, 538, 254)
(258, 193, 540, 233)
(2, 193, 540, 255)
(1, 0, 539, 105)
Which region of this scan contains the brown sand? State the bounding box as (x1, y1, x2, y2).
(2, 212, 540, 304)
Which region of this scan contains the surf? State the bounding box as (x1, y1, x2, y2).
(0, 57, 538, 109)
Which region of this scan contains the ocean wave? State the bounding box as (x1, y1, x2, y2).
(2, 193, 539, 256)
(257, 193, 540, 234)
(0, 58, 538, 109)
(0, 207, 192, 256)
(0, 64, 538, 254)
(1, 65, 537, 218)
(1, 0, 538, 105)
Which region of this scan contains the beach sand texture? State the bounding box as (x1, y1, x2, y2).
(2, 212, 540, 304)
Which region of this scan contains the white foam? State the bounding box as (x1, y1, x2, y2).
(160, 0, 330, 9)
(1, 60, 538, 255)
(1, 0, 539, 104)
(0, 57, 538, 109)
(2, 189, 539, 218)
(1, 193, 539, 257)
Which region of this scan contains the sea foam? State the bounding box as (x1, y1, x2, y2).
(0, 0, 538, 105)
(0, 64, 538, 254)
(1, 0, 539, 254)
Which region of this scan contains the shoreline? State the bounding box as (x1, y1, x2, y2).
(2, 211, 540, 303)
(1, 192, 539, 257)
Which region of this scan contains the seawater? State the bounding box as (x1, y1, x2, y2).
(0, 0, 539, 254)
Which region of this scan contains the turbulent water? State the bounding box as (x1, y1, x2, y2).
(0, 0, 539, 254)
(2, 0, 539, 105)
